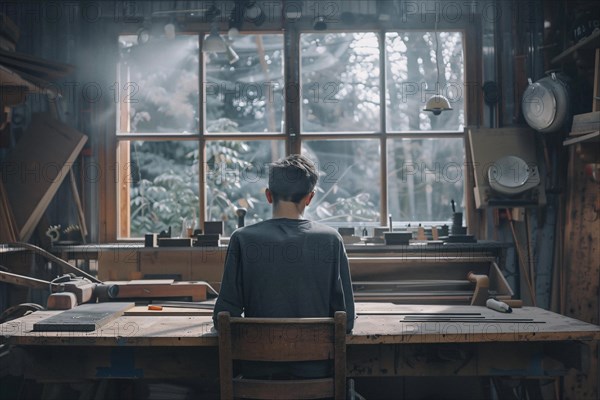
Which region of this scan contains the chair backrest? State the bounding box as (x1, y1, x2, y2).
(218, 311, 347, 400)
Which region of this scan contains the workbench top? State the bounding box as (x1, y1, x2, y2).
(1, 303, 598, 347)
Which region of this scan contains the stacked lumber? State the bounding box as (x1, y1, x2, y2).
(0, 13, 73, 97)
(0, 47, 74, 83)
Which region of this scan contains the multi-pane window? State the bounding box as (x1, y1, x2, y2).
(300, 32, 380, 133)
(205, 34, 285, 133)
(116, 30, 465, 238)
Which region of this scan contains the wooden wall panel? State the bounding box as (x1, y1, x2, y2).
(563, 145, 600, 400)
(97, 247, 140, 281)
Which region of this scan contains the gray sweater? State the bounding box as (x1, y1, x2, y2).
(213, 218, 355, 332)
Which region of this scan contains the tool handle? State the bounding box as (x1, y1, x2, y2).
(236, 208, 247, 228)
(486, 298, 512, 313)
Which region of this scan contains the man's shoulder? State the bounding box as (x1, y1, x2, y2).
(304, 220, 341, 237)
(232, 219, 342, 240)
(230, 221, 268, 238)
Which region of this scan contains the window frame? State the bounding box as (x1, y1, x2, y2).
(104, 19, 481, 241)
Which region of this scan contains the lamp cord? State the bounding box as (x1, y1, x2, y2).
(434, 12, 440, 94)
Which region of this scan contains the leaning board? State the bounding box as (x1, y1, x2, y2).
(2, 113, 87, 241)
(33, 302, 134, 332)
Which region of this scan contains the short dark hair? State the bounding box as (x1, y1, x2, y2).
(268, 154, 318, 203)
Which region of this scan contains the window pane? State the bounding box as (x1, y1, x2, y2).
(302, 140, 381, 224)
(126, 140, 199, 238)
(387, 138, 464, 223)
(205, 140, 285, 235)
(300, 33, 380, 133)
(385, 32, 464, 132)
(205, 34, 284, 133)
(118, 35, 199, 134)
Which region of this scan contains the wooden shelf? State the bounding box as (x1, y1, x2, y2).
(563, 130, 600, 146)
(552, 29, 600, 64)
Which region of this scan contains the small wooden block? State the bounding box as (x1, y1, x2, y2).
(124, 306, 213, 316)
(203, 221, 223, 235)
(46, 292, 77, 310)
(158, 238, 193, 247)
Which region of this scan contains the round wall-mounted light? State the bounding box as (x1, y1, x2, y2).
(245, 2, 265, 26)
(136, 27, 150, 44)
(164, 22, 176, 40)
(228, 26, 240, 39)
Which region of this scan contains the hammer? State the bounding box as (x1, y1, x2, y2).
(236, 208, 247, 228)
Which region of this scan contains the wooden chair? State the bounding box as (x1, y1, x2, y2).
(217, 311, 347, 399)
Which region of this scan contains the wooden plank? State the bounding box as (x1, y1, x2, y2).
(0, 55, 67, 80)
(563, 130, 600, 146)
(117, 141, 130, 238)
(1, 65, 58, 96)
(33, 303, 134, 332)
(69, 168, 87, 242)
(124, 306, 213, 316)
(0, 47, 74, 77)
(1, 113, 87, 241)
(2, 305, 599, 347)
(103, 280, 207, 301)
(126, 279, 174, 285)
(156, 299, 215, 307)
(0, 270, 52, 289)
(464, 130, 483, 238)
(0, 65, 41, 92)
(570, 112, 600, 135)
(551, 29, 600, 64)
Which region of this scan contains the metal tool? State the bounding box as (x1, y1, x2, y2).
(0, 270, 118, 308)
(236, 208, 247, 228)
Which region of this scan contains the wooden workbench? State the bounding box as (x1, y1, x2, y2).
(50, 241, 509, 285)
(1, 303, 598, 381)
